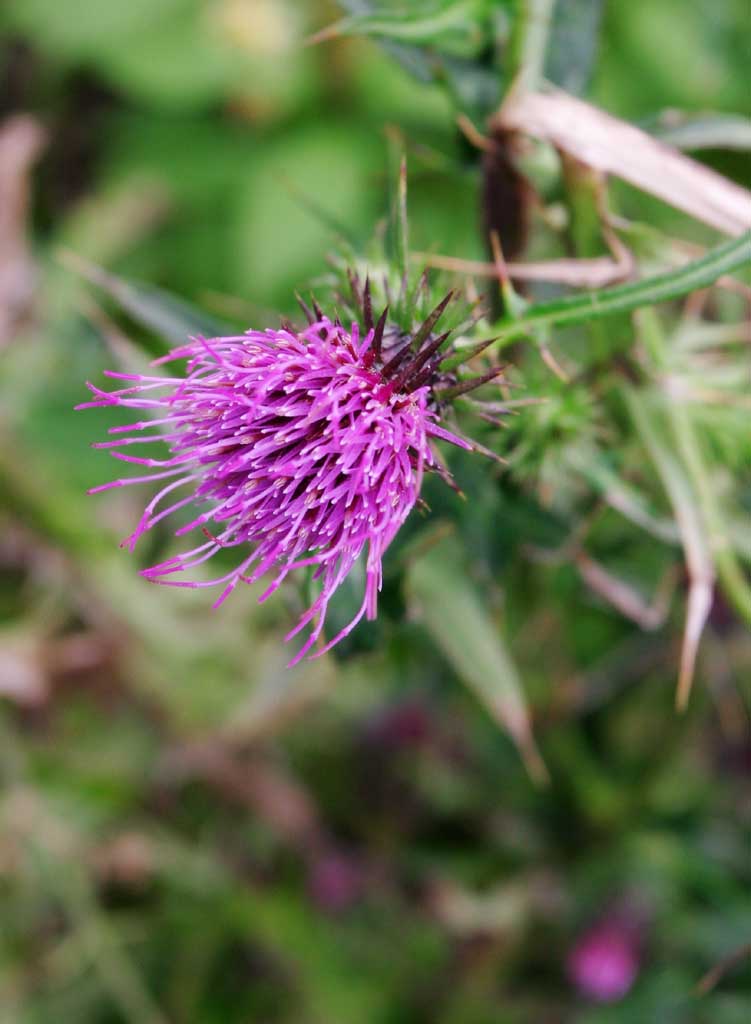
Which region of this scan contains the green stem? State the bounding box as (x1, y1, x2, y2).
(492, 230, 751, 343)
(509, 0, 557, 93)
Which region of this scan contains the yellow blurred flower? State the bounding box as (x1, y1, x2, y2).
(210, 0, 302, 56)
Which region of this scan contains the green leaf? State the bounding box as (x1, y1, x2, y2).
(494, 230, 751, 342)
(545, 0, 605, 96)
(331, 2, 503, 118)
(406, 530, 547, 781)
(57, 251, 230, 346)
(323, 0, 487, 52)
(625, 387, 714, 711)
(650, 111, 751, 152)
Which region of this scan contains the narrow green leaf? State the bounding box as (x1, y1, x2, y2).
(494, 230, 751, 343)
(406, 531, 547, 781)
(396, 154, 409, 282)
(626, 388, 714, 710)
(57, 249, 230, 346)
(545, 0, 605, 96)
(652, 112, 751, 152)
(635, 307, 751, 632)
(565, 448, 680, 545)
(279, 174, 358, 244)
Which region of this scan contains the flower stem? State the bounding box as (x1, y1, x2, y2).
(508, 0, 557, 93)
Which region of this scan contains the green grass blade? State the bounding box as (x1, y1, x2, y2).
(58, 250, 230, 346)
(494, 230, 751, 342)
(406, 531, 547, 782)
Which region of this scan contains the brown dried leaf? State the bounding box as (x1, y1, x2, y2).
(494, 89, 751, 236)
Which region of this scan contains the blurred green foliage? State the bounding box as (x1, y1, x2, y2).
(1, 1, 750, 1022)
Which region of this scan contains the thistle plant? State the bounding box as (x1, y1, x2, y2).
(4, 4, 751, 1019)
(72, 0, 751, 707)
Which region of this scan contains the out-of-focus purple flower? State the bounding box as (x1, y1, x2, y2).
(79, 296, 493, 664)
(567, 916, 641, 1003)
(307, 850, 365, 913)
(364, 698, 434, 750)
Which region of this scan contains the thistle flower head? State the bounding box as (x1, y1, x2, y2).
(78, 290, 500, 664)
(567, 915, 642, 1003)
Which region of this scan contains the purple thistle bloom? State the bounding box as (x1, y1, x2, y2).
(567, 916, 641, 1003)
(79, 312, 477, 664)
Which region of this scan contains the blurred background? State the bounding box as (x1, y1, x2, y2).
(1, 1, 750, 1021)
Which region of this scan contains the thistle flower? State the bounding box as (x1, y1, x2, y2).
(79, 284, 502, 664)
(567, 914, 642, 1003)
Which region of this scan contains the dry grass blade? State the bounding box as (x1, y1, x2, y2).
(575, 552, 674, 631)
(627, 391, 715, 710)
(412, 250, 633, 288)
(538, 343, 569, 381)
(158, 742, 322, 849)
(494, 89, 751, 236)
(695, 942, 751, 996)
(0, 115, 46, 346)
